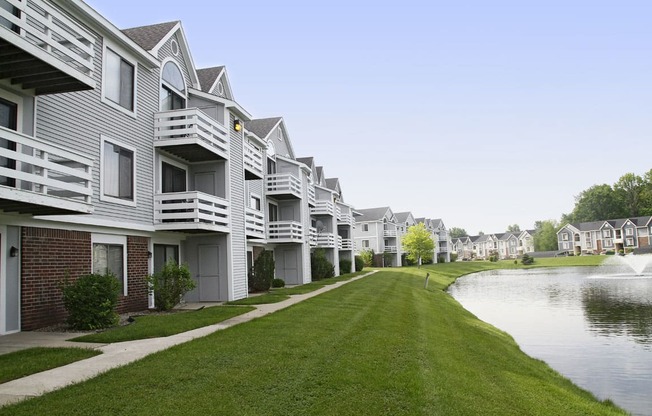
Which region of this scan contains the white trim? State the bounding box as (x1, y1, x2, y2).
(0, 225, 6, 334)
(101, 42, 138, 118)
(170, 39, 179, 56)
(91, 233, 128, 296)
(100, 135, 137, 207)
(160, 57, 187, 109)
(0, 88, 23, 134)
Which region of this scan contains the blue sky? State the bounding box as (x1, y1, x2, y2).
(88, 0, 652, 234)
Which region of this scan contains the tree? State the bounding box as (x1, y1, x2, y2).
(565, 184, 625, 223)
(449, 227, 468, 238)
(507, 224, 521, 233)
(359, 249, 374, 267)
(401, 223, 435, 268)
(613, 172, 645, 217)
(478, 231, 485, 236)
(250, 250, 275, 292)
(533, 220, 559, 251)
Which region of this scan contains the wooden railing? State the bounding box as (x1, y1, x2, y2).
(268, 220, 303, 242)
(154, 191, 229, 231)
(266, 173, 302, 199)
(311, 200, 334, 216)
(243, 141, 263, 178)
(154, 108, 229, 159)
(245, 207, 265, 238)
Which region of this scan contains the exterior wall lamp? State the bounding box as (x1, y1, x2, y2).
(234, 119, 242, 132)
(10, 246, 18, 257)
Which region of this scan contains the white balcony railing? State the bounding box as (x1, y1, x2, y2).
(0, 126, 93, 213)
(340, 238, 355, 250)
(245, 207, 265, 239)
(307, 185, 316, 206)
(266, 173, 302, 199)
(337, 235, 343, 249)
(311, 200, 334, 216)
(439, 235, 448, 241)
(383, 230, 397, 237)
(315, 232, 337, 248)
(154, 191, 229, 232)
(154, 108, 229, 160)
(338, 213, 353, 226)
(309, 227, 317, 246)
(0, 0, 96, 92)
(243, 141, 264, 179)
(384, 245, 397, 253)
(268, 220, 303, 242)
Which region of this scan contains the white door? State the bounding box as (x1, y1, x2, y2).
(198, 244, 220, 301)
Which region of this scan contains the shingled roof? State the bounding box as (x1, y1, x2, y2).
(196, 66, 224, 93)
(394, 212, 412, 223)
(122, 21, 178, 51)
(356, 207, 391, 222)
(245, 117, 282, 140)
(325, 178, 339, 191)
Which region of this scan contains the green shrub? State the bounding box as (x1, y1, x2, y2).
(311, 248, 334, 280)
(250, 250, 275, 292)
(339, 259, 352, 275)
(383, 252, 394, 267)
(359, 249, 374, 267)
(148, 260, 196, 311)
(354, 256, 364, 272)
(605, 250, 615, 255)
(271, 278, 285, 288)
(60, 273, 120, 330)
(450, 253, 458, 262)
(521, 253, 534, 265)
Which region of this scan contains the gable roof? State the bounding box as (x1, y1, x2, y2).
(356, 207, 392, 222)
(244, 117, 282, 140)
(394, 212, 412, 223)
(325, 178, 339, 192)
(196, 66, 223, 92)
(122, 21, 179, 51)
(316, 166, 325, 186)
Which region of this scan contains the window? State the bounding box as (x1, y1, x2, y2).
(250, 195, 261, 210)
(562, 233, 569, 241)
(362, 224, 369, 232)
(626, 228, 633, 236)
(267, 158, 276, 175)
(268, 203, 278, 222)
(160, 61, 185, 111)
(603, 229, 612, 238)
(104, 47, 135, 111)
(277, 127, 283, 141)
(362, 240, 369, 248)
(101, 137, 135, 205)
(626, 238, 634, 246)
(161, 161, 186, 193)
(92, 234, 127, 295)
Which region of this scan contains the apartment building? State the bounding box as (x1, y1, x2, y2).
(557, 216, 652, 255)
(353, 207, 402, 267)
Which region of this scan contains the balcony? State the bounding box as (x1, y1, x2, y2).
(0, 126, 93, 215)
(243, 141, 263, 180)
(154, 108, 229, 162)
(309, 227, 317, 246)
(268, 220, 303, 243)
(311, 200, 334, 216)
(307, 185, 315, 207)
(266, 173, 302, 199)
(340, 238, 354, 250)
(315, 232, 337, 248)
(0, 0, 95, 95)
(338, 212, 353, 226)
(438, 235, 448, 241)
(245, 207, 265, 239)
(384, 245, 397, 253)
(383, 230, 397, 237)
(154, 191, 229, 233)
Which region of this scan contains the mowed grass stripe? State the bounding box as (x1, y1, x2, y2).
(2, 266, 624, 415)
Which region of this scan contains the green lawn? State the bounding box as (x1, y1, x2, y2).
(71, 305, 254, 344)
(0, 348, 100, 384)
(3, 259, 625, 416)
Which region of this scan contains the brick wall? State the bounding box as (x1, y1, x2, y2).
(21, 227, 91, 330)
(21, 227, 150, 330)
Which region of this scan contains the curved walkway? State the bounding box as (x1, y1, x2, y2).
(0, 270, 377, 407)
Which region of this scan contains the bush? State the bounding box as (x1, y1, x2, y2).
(148, 260, 196, 311)
(359, 249, 374, 267)
(250, 250, 275, 292)
(339, 259, 352, 275)
(311, 248, 334, 280)
(354, 256, 364, 272)
(450, 253, 458, 262)
(60, 273, 120, 330)
(271, 278, 285, 288)
(521, 253, 534, 265)
(605, 250, 615, 255)
(383, 252, 394, 267)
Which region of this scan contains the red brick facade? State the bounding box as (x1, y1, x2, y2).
(20, 227, 150, 330)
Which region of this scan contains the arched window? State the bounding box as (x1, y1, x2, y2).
(160, 61, 186, 111)
(266, 140, 276, 175)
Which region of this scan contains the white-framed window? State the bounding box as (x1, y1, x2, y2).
(362, 224, 369, 232)
(250, 194, 261, 210)
(102, 45, 136, 115)
(100, 136, 136, 206)
(160, 59, 186, 111)
(626, 238, 635, 246)
(362, 240, 369, 248)
(603, 229, 612, 238)
(625, 228, 633, 236)
(562, 233, 569, 241)
(277, 127, 283, 141)
(267, 202, 278, 222)
(92, 234, 128, 296)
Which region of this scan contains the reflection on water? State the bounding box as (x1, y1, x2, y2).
(449, 267, 652, 416)
(582, 281, 652, 347)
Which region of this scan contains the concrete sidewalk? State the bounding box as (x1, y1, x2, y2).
(0, 270, 377, 407)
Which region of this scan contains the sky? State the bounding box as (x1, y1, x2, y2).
(87, 0, 652, 235)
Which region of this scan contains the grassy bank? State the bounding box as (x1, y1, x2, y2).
(3, 259, 624, 415)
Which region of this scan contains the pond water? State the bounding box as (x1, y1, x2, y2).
(448, 265, 652, 416)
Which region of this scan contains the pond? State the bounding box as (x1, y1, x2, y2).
(448, 265, 652, 416)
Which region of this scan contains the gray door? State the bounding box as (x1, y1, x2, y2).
(198, 244, 220, 301)
(283, 249, 298, 283)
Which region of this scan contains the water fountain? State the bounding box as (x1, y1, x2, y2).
(601, 253, 652, 277)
